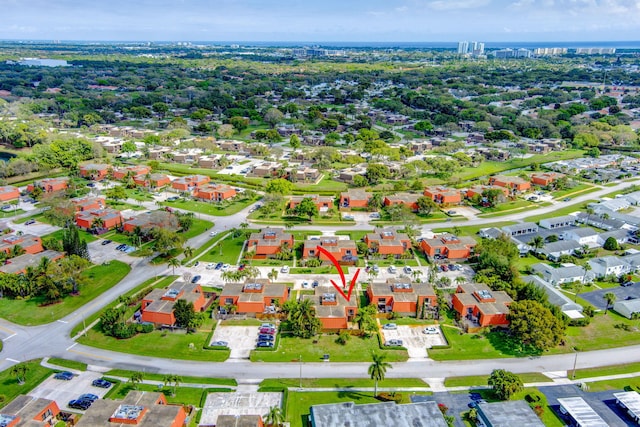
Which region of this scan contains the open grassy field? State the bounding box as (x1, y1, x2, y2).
(162, 196, 258, 216)
(0, 261, 130, 325)
(0, 360, 53, 410)
(572, 362, 640, 380)
(250, 334, 408, 363)
(104, 369, 237, 386)
(260, 378, 428, 389)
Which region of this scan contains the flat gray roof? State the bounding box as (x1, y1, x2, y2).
(614, 391, 640, 420)
(557, 397, 608, 427)
(476, 400, 544, 427)
(310, 401, 447, 427)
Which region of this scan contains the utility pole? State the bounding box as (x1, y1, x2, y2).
(299, 355, 303, 389)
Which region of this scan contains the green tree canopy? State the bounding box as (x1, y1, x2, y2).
(507, 300, 565, 351)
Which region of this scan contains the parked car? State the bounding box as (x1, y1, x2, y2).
(447, 210, 456, 215)
(211, 341, 228, 347)
(68, 399, 92, 410)
(206, 263, 216, 270)
(258, 334, 275, 341)
(369, 212, 380, 219)
(25, 219, 36, 225)
(382, 323, 397, 330)
(343, 215, 354, 220)
(101, 239, 112, 246)
(403, 266, 413, 274)
(166, 196, 179, 201)
(261, 323, 275, 328)
(259, 327, 276, 335)
(440, 264, 448, 272)
(423, 326, 439, 335)
(1, 205, 12, 211)
(215, 262, 223, 270)
(221, 264, 230, 271)
(209, 230, 218, 236)
(92, 379, 112, 388)
(385, 339, 403, 347)
(78, 394, 98, 402)
(280, 265, 289, 274)
(622, 281, 634, 287)
(191, 275, 201, 284)
(563, 197, 572, 202)
(116, 244, 126, 250)
(194, 261, 200, 267)
(312, 280, 319, 288)
(257, 341, 274, 348)
(388, 266, 397, 274)
(54, 371, 74, 380)
(238, 264, 246, 271)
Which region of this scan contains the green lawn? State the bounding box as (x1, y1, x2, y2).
(294, 176, 347, 193)
(124, 188, 155, 202)
(106, 382, 231, 406)
(476, 199, 535, 215)
(162, 196, 258, 217)
(432, 221, 517, 236)
(0, 261, 131, 325)
(260, 378, 428, 389)
(181, 218, 214, 240)
(572, 362, 640, 380)
(444, 373, 551, 387)
(106, 201, 146, 211)
(0, 209, 25, 219)
(0, 360, 53, 410)
(250, 334, 408, 363)
(43, 228, 98, 243)
(197, 233, 247, 264)
(509, 388, 565, 427)
(524, 200, 597, 222)
(47, 358, 87, 371)
(580, 377, 640, 392)
(551, 183, 596, 199)
(104, 369, 237, 386)
(13, 213, 48, 224)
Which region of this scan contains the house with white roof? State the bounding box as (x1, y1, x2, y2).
(523, 275, 583, 316)
(539, 240, 582, 262)
(561, 228, 599, 247)
(588, 256, 631, 278)
(530, 263, 591, 285)
(539, 215, 577, 230)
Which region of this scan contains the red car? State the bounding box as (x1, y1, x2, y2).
(259, 327, 276, 335)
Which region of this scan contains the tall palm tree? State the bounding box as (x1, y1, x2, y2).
(183, 246, 194, 259)
(129, 372, 144, 389)
(289, 298, 320, 338)
(604, 292, 617, 314)
(368, 352, 392, 397)
(263, 405, 284, 427)
(267, 268, 278, 282)
(529, 235, 545, 252)
(168, 258, 181, 275)
(10, 364, 28, 384)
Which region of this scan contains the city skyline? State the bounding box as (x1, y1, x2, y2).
(1, 0, 640, 43)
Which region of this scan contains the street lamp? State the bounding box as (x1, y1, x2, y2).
(299, 355, 302, 389)
(572, 347, 579, 379)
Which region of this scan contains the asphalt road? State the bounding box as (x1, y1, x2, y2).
(2, 179, 640, 379)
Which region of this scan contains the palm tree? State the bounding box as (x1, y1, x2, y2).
(129, 372, 144, 389)
(168, 258, 181, 275)
(10, 364, 28, 384)
(263, 405, 285, 427)
(604, 292, 617, 314)
(411, 269, 423, 282)
(183, 246, 194, 259)
(289, 298, 320, 338)
(455, 276, 466, 285)
(528, 235, 545, 252)
(267, 268, 278, 281)
(91, 217, 105, 231)
(368, 353, 392, 397)
(243, 266, 260, 280)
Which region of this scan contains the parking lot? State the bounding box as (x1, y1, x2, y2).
(8, 219, 60, 238)
(87, 239, 137, 265)
(581, 284, 640, 311)
(200, 392, 282, 426)
(210, 325, 260, 359)
(380, 325, 446, 359)
(28, 371, 110, 413)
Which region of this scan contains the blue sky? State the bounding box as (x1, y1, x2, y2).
(1, 0, 639, 42)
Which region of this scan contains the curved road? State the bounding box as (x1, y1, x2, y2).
(1, 178, 640, 379)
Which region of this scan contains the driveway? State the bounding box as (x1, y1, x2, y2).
(210, 325, 260, 359)
(580, 284, 640, 311)
(381, 325, 446, 359)
(200, 392, 282, 426)
(87, 240, 137, 265)
(9, 220, 60, 237)
(29, 371, 110, 413)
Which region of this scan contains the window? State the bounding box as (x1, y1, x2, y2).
(225, 298, 233, 305)
(41, 409, 53, 420)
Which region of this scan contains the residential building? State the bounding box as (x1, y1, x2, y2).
(0, 395, 60, 426)
(451, 283, 512, 328)
(588, 256, 631, 278)
(219, 279, 288, 315)
(0, 185, 20, 202)
(337, 167, 366, 184)
(465, 185, 509, 200)
(530, 172, 565, 186)
(561, 228, 599, 247)
(522, 275, 583, 316)
(112, 165, 151, 180)
(194, 183, 237, 201)
(364, 228, 411, 257)
(250, 162, 280, 178)
(172, 151, 200, 164)
(556, 397, 607, 427)
(133, 173, 171, 188)
(288, 194, 333, 211)
(79, 163, 111, 180)
(246, 228, 294, 258)
(475, 400, 544, 427)
(423, 186, 462, 205)
(489, 175, 531, 193)
(302, 286, 358, 330)
(285, 166, 320, 183)
(530, 263, 589, 285)
(0, 250, 64, 274)
(27, 177, 69, 193)
(71, 196, 105, 212)
(613, 299, 640, 319)
(502, 223, 538, 237)
(303, 238, 358, 264)
(309, 401, 447, 427)
(383, 193, 420, 211)
(75, 208, 123, 230)
(339, 189, 372, 209)
(420, 234, 476, 260)
(367, 279, 437, 317)
(216, 415, 264, 427)
(75, 391, 187, 427)
(597, 229, 631, 247)
(140, 280, 206, 325)
(0, 234, 44, 255)
(219, 140, 246, 152)
(539, 240, 582, 262)
(171, 175, 211, 192)
(123, 210, 178, 233)
(539, 215, 577, 230)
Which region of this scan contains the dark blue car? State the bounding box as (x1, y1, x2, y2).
(54, 371, 74, 380)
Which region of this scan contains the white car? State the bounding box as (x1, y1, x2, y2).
(388, 266, 397, 274)
(382, 323, 397, 330)
(206, 263, 216, 270)
(403, 266, 413, 274)
(221, 264, 230, 271)
(209, 230, 218, 237)
(423, 326, 439, 335)
(281, 265, 289, 274)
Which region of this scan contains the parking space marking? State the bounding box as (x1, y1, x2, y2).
(66, 343, 77, 351)
(57, 320, 68, 324)
(67, 348, 112, 361)
(6, 358, 20, 363)
(2, 333, 17, 341)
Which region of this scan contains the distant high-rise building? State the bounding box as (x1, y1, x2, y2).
(492, 48, 532, 59)
(575, 47, 616, 55)
(534, 47, 567, 56)
(477, 43, 485, 55)
(457, 41, 469, 54)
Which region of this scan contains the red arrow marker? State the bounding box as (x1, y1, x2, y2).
(315, 245, 361, 302)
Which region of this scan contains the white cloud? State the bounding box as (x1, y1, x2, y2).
(427, 0, 490, 10)
(396, 5, 409, 12)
